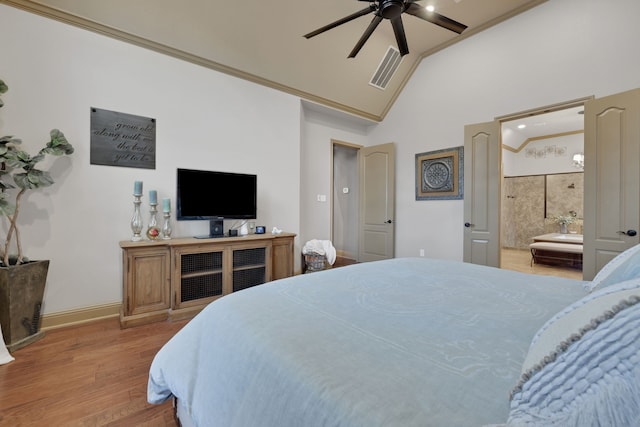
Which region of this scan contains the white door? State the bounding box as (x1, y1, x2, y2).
(359, 143, 395, 262)
(583, 88, 640, 280)
(463, 121, 501, 267)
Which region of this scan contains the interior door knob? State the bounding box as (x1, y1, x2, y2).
(619, 229, 638, 236)
(385, 220, 393, 224)
(464, 222, 473, 228)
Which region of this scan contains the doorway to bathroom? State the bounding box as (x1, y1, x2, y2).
(500, 104, 585, 279)
(465, 89, 640, 280)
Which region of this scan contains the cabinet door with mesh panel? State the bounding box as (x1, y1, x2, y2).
(174, 245, 225, 309)
(232, 243, 271, 292)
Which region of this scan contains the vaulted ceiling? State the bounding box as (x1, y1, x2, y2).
(3, 0, 547, 121)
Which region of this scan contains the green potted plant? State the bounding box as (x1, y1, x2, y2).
(0, 78, 74, 351)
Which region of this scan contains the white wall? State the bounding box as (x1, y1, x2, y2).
(368, 0, 640, 260)
(503, 132, 584, 177)
(0, 5, 301, 315)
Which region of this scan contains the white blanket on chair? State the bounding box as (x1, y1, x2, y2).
(0, 326, 15, 365)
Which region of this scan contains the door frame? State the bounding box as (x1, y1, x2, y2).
(464, 97, 592, 270)
(330, 140, 396, 263)
(330, 139, 362, 262)
(497, 97, 591, 272)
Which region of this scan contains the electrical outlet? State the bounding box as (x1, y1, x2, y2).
(419, 249, 425, 257)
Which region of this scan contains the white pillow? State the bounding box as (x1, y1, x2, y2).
(586, 243, 640, 292)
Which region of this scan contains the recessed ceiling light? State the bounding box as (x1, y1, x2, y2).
(517, 124, 526, 129)
(426, 5, 435, 12)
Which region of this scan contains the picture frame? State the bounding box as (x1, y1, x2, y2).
(415, 146, 463, 200)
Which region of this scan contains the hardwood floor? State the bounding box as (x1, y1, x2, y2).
(333, 256, 358, 268)
(501, 247, 584, 280)
(0, 317, 186, 426)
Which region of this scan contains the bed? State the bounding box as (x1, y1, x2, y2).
(148, 248, 640, 426)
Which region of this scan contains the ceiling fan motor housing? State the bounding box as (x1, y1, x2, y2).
(379, 0, 405, 19)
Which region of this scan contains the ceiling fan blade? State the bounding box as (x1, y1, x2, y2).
(304, 6, 375, 39)
(405, 3, 467, 34)
(348, 15, 383, 58)
(391, 16, 409, 56)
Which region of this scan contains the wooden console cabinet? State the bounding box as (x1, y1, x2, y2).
(120, 232, 295, 328)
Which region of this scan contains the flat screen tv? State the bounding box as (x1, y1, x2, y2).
(177, 168, 257, 237)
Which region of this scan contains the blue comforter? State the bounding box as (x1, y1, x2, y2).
(148, 258, 588, 426)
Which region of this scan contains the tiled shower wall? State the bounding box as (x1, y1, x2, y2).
(502, 173, 584, 249)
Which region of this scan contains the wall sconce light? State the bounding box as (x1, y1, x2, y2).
(572, 152, 584, 169)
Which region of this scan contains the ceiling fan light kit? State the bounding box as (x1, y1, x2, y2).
(304, 0, 467, 58)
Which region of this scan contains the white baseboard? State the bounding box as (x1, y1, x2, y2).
(336, 249, 357, 260)
(41, 302, 121, 331)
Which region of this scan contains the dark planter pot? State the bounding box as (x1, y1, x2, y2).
(0, 260, 49, 352)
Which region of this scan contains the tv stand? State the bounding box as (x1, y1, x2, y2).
(119, 232, 295, 328)
(194, 234, 225, 239)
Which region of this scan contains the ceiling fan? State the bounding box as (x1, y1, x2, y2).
(304, 0, 467, 58)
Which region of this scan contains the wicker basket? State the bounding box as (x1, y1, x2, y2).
(304, 253, 326, 272)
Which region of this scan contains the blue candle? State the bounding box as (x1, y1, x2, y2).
(134, 181, 142, 196)
(162, 198, 171, 213)
(149, 190, 158, 204)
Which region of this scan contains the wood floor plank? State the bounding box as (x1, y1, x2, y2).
(501, 248, 583, 280)
(0, 317, 186, 426)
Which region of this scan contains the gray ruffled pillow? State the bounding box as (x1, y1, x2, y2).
(508, 281, 640, 426)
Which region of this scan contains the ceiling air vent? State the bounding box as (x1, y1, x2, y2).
(369, 46, 402, 90)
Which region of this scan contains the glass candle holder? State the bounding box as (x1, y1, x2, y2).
(130, 194, 143, 241)
(146, 203, 161, 240)
(162, 211, 172, 240)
